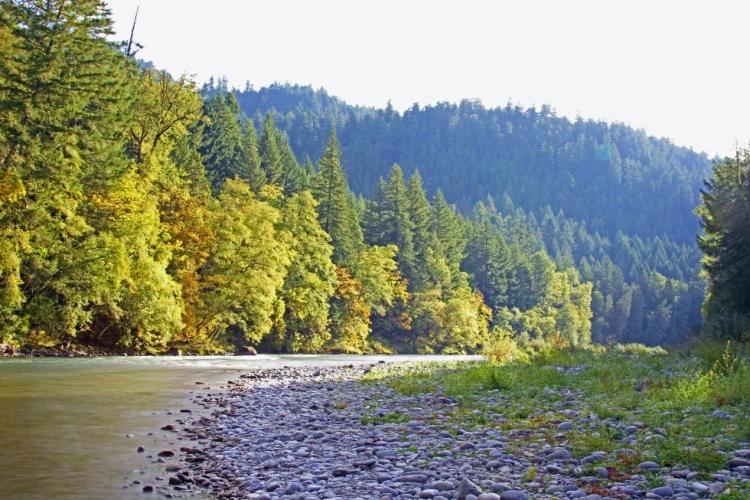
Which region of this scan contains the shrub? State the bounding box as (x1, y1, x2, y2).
(612, 343, 667, 356)
(483, 329, 527, 364)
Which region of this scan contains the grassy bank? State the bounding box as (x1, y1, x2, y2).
(362, 341, 750, 498)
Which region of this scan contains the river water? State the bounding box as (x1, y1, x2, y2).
(0, 354, 476, 499)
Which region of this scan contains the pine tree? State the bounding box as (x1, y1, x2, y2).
(431, 190, 467, 275)
(237, 120, 264, 191)
(275, 130, 304, 194)
(382, 164, 416, 278)
(259, 113, 283, 186)
(199, 92, 243, 191)
(464, 202, 510, 313)
(312, 128, 362, 266)
(0, 0, 138, 345)
(697, 148, 750, 338)
(363, 177, 388, 246)
(407, 171, 434, 292)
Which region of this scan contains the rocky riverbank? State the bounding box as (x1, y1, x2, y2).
(147, 360, 750, 499)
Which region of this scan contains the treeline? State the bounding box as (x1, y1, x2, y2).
(476, 198, 704, 345)
(205, 80, 713, 244)
(0, 1, 593, 354)
(204, 81, 709, 345)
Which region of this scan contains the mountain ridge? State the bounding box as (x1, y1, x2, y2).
(205, 80, 713, 245)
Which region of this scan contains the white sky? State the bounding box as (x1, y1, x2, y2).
(106, 0, 750, 157)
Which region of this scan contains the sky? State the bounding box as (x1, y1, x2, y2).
(106, 0, 750, 157)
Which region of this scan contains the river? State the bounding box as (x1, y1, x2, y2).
(0, 354, 477, 499)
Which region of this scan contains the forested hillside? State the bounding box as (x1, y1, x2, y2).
(205, 80, 710, 344)
(0, 2, 594, 354)
(0, 2, 723, 355)
(208, 80, 712, 243)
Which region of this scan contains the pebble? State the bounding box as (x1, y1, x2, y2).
(500, 490, 528, 500)
(650, 486, 674, 497)
(146, 363, 746, 499)
(639, 461, 660, 471)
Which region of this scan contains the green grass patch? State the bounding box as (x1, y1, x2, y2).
(363, 340, 750, 477)
(360, 411, 410, 425)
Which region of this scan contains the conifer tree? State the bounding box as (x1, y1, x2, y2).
(199, 93, 243, 191)
(0, 0, 137, 345)
(237, 120, 264, 191)
(382, 164, 416, 278)
(431, 190, 467, 275)
(407, 171, 434, 292)
(312, 128, 363, 265)
(697, 148, 750, 338)
(363, 177, 388, 246)
(259, 113, 283, 186)
(464, 203, 510, 313)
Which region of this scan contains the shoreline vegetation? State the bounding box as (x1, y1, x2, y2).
(139, 341, 750, 499)
(5, 2, 747, 360)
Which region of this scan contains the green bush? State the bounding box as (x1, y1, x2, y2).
(483, 329, 528, 364)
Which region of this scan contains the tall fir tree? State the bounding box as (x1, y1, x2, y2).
(382, 164, 416, 279)
(407, 171, 435, 292)
(259, 113, 283, 186)
(236, 120, 265, 191)
(697, 149, 750, 338)
(312, 128, 363, 266)
(199, 92, 242, 191)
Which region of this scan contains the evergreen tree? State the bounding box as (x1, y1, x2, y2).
(275, 130, 304, 194)
(312, 128, 363, 265)
(0, 0, 137, 345)
(697, 148, 750, 338)
(363, 177, 388, 246)
(199, 92, 242, 191)
(431, 190, 467, 275)
(407, 171, 434, 292)
(237, 120, 264, 191)
(463, 202, 510, 314)
(382, 164, 416, 278)
(259, 113, 283, 185)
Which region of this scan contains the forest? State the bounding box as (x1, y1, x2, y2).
(0, 1, 747, 355)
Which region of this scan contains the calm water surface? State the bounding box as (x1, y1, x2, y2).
(0, 354, 477, 499)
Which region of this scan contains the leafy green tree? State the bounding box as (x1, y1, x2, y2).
(328, 245, 407, 353)
(410, 287, 491, 354)
(0, 0, 137, 346)
(270, 191, 336, 352)
(195, 180, 290, 345)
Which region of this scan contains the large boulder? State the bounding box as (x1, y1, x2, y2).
(0, 344, 16, 356)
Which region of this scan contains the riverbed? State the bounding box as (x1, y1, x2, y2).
(0, 354, 477, 499)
